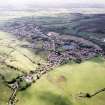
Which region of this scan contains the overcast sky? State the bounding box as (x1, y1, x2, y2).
(0, 0, 105, 9)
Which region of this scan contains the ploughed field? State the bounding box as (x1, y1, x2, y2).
(0, 11, 105, 105)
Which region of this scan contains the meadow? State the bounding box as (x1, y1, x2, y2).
(14, 57, 105, 105)
(0, 9, 105, 105)
(0, 31, 105, 105)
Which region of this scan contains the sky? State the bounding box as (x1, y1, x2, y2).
(0, 0, 104, 4)
(0, 0, 105, 9)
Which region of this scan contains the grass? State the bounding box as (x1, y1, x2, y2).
(0, 31, 46, 105)
(0, 77, 12, 105)
(1, 57, 105, 105)
(15, 57, 105, 105)
(0, 20, 105, 105)
(0, 31, 45, 71)
(0, 31, 105, 105)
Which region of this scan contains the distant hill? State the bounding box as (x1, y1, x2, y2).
(1, 13, 105, 51)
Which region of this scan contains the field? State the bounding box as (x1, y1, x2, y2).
(0, 31, 46, 104)
(1, 54, 105, 105)
(0, 9, 105, 105)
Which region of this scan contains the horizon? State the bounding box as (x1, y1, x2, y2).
(0, 0, 105, 10)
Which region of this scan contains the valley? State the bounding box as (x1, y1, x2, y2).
(0, 9, 105, 105)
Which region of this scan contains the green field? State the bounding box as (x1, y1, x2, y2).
(0, 11, 105, 105)
(1, 56, 105, 105)
(14, 57, 105, 105)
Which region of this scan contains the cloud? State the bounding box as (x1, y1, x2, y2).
(0, 0, 105, 9)
(0, 0, 105, 5)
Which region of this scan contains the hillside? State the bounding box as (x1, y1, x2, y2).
(1, 13, 105, 50)
(0, 11, 105, 105)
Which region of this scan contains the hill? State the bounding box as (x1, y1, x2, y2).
(0, 11, 105, 105)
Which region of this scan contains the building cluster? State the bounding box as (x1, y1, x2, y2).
(44, 32, 104, 64)
(1, 18, 105, 105)
(6, 31, 104, 105)
(2, 20, 46, 40)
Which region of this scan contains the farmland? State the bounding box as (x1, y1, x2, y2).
(0, 9, 105, 105)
